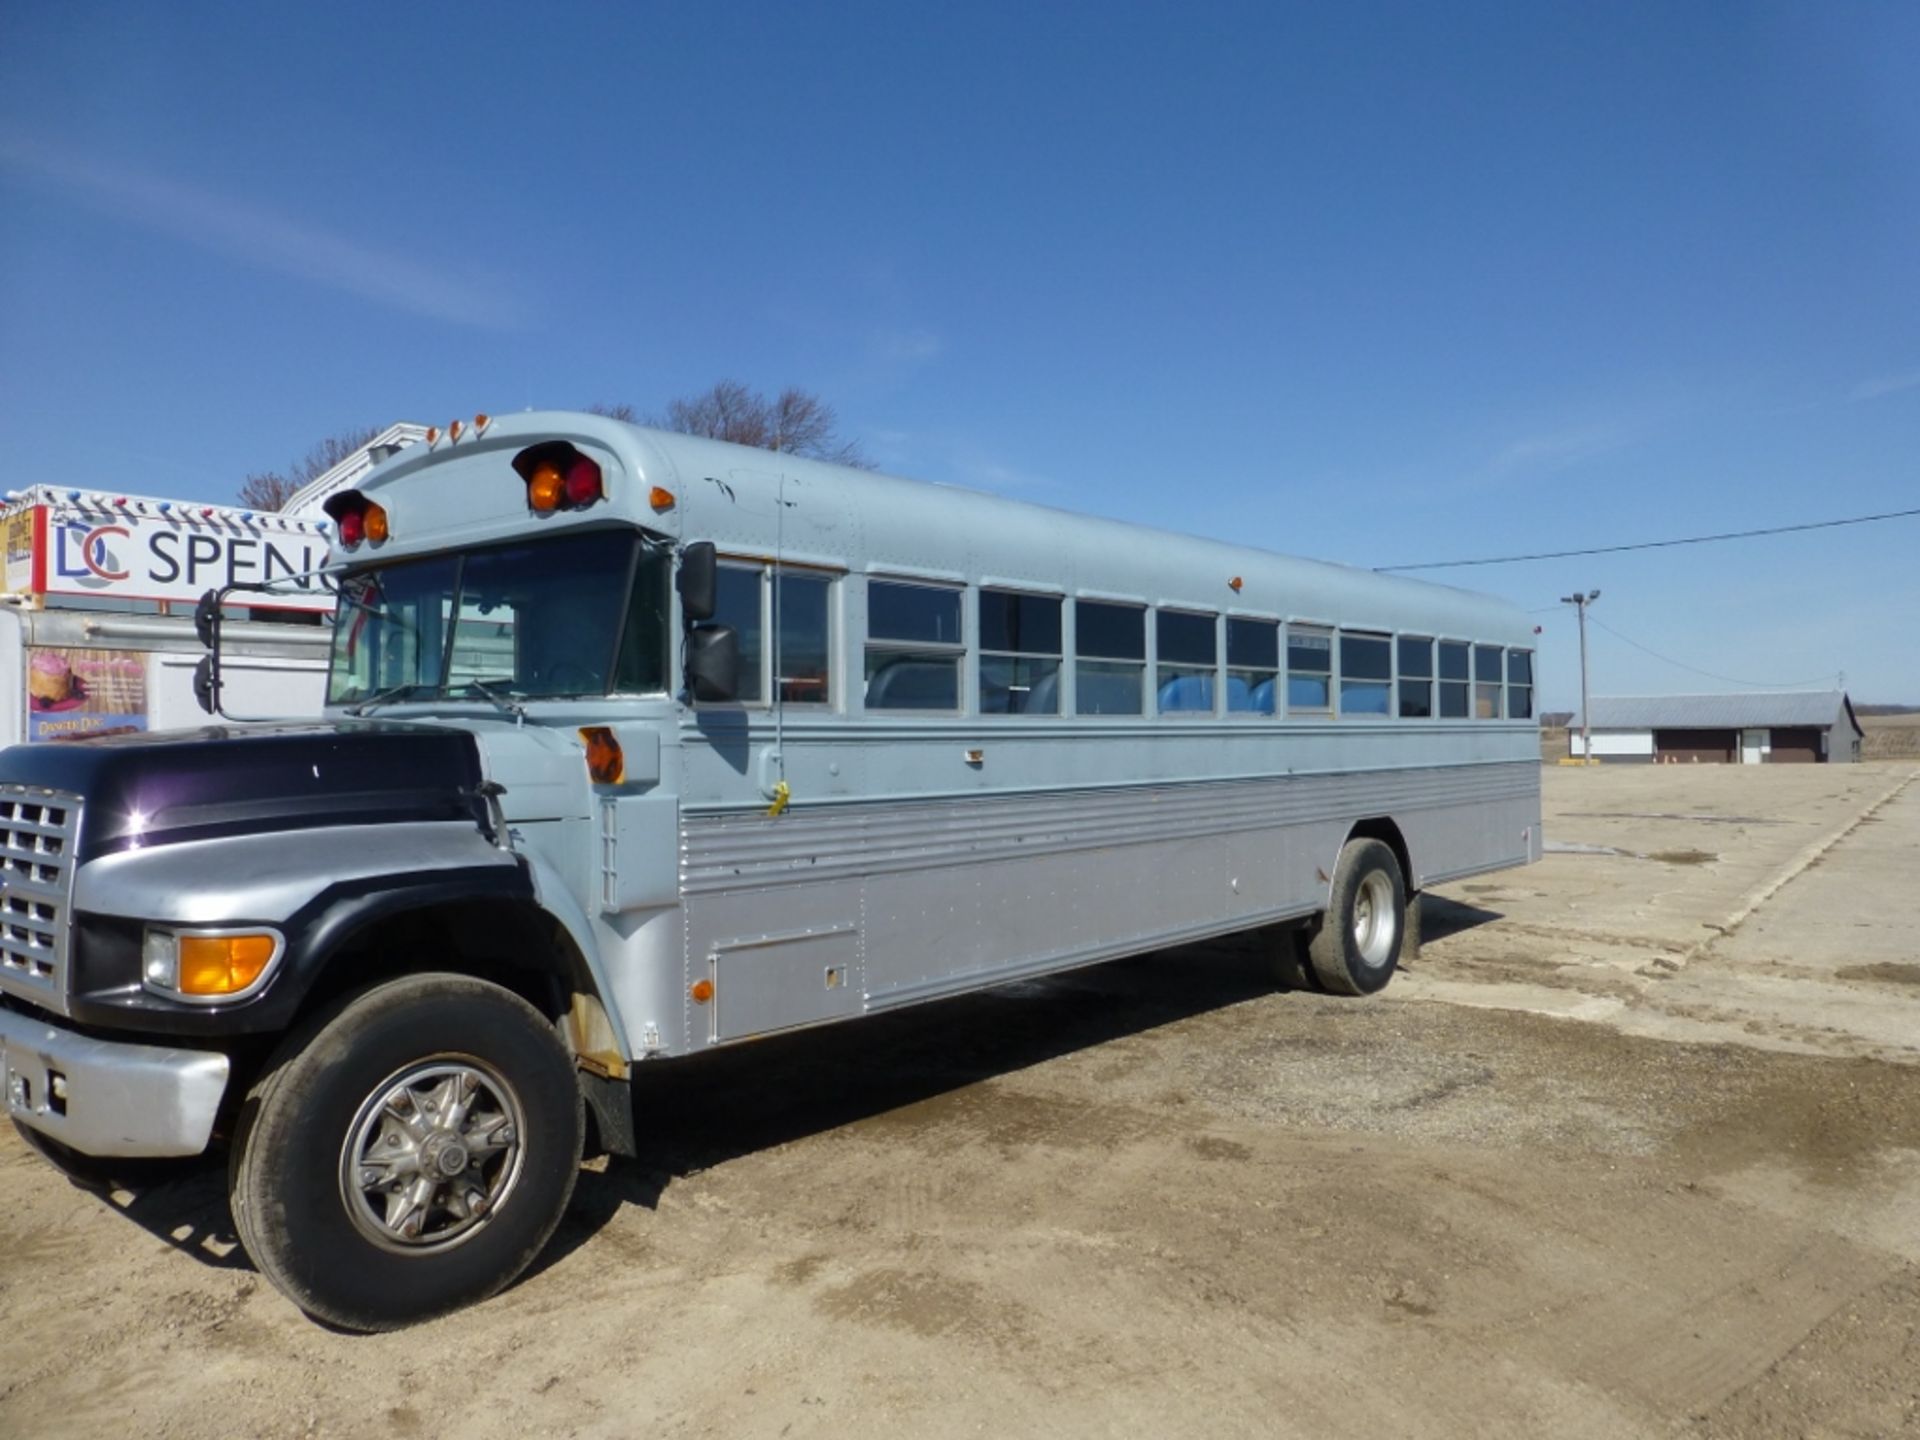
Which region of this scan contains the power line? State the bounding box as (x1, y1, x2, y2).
(1587, 614, 1839, 690)
(1376, 504, 1920, 572)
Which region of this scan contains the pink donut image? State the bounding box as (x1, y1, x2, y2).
(28, 651, 74, 707)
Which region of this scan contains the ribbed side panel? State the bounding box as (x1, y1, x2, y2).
(676, 761, 1540, 1042)
(682, 762, 1537, 895)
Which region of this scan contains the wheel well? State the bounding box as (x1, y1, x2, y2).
(1347, 817, 1413, 893)
(303, 898, 591, 1024)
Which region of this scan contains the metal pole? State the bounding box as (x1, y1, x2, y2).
(1577, 597, 1592, 765)
(1560, 589, 1600, 764)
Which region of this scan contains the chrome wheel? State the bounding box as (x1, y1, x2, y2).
(1351, 869, 1398, 968)
(339, 1057, 527, 1254)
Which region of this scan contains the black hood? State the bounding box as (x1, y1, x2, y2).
(0, 720, 490, 860)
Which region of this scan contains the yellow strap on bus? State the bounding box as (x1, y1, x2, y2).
(767, 780, 791, 817)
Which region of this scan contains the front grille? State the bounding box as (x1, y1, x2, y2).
(0, 784, 81, 1014)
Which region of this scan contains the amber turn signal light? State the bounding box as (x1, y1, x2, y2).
(690, 979, 715, 1004)
(580, 726, 625, 784)
(528, 463, 565, 512)
(649, 486, 675, 511)
(179, 933, 279, 996)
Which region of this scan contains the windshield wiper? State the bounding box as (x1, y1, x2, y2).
(463, 680, 527, 720)
(347, 682, 424, 716)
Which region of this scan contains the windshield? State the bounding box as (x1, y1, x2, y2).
(328, 529, 671, 706)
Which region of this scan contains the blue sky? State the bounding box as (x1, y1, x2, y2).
(2, 1, 1916, 706)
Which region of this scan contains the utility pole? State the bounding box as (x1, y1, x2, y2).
(1560, 590, 1600, 764)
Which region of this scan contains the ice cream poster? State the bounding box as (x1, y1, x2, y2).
(27, 647, 149, 742)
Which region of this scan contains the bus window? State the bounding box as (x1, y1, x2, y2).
(980, 590, 1061, 715)
(1157, 610, 1217, 713)
(775, 570, 832, 704)
(1474, 645, 1504, 718)
(1075, 600, 1144, 715)
(1398, 636, 1434, 718)
(1507, 649, 1534, 719)
(711, 564, 765, 703)
(1227, 618, 1278, 714)
(1339, 632, 1391, 716)
(1438, 641, 1470, 718)
(1287, 627, 1332, 713)
(865, 580, 962, 711)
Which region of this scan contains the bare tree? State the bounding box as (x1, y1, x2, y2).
(236, 424, 382, 511)
(592, 382, 872, 467)
(236, 471, 302, 511)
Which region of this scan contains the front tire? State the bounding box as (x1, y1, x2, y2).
(1304, 838, 1406, 996)
(229, 973, 583, 1331)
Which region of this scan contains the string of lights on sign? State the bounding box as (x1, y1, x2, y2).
(1, 486, 332, 535)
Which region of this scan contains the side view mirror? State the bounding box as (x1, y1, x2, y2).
(677, 541, 718, 623)
(685, 623, 739, 703)
(193, 589, 221, 649)
(192, 654, 221, 715)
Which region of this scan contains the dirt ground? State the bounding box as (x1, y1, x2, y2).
(4, 763, 1919, 1439)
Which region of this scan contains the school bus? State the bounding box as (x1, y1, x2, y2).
(0, 411, 1540, 1329)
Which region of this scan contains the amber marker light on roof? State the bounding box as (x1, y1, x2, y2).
(1229, 576, 1243, 592)
(448, 419, 464, 442)
(528, 463, 565, 512)
(649, 486, 675, 511)
(474, 413, 491, 433)
(426, 426, 440, 445)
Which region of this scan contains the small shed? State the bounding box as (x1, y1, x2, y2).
(1568, 691, 1864, 764)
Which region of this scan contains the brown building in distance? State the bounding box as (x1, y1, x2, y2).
(1567, 691, 1864, 764)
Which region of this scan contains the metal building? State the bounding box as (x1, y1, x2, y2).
(1568, 691, 1864, 764)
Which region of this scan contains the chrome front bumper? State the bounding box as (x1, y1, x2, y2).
(0, 1006, 229, 1158)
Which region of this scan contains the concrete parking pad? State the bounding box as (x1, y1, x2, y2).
(1406, 763, 1920, 1063)
(4, 763, 1919, 1438)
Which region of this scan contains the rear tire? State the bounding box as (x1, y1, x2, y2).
(1304, 838, 1406, 996)
(228, 973, 583, 1331)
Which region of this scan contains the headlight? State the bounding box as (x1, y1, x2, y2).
(142, 927, 285, 1003)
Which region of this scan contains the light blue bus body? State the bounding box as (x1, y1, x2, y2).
(343, 412, 1541, 1061)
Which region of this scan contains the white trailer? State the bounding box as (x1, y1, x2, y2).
(0, 486, 334, 742)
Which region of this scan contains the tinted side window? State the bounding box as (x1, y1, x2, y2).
(1287, 628, 1332, 712)
(1398, 636, 1433, 718)
(1474, 644, 1503, 718)
(1157, 610, 1217, 713)
(979, 591, 1062, 655)
(1438, 641, 1470, 718)
(1339, 632, 1391, 716)
(1506, 648, 1534, 720)
(1077, 601, 1145, 660)
(775, 571, 831, 704)
(980, 589, 1062, 715)
(1076, 600, 1145, 715)
(865, 580, 963, 711)
(711, 564, 764, 703)
(1227, 617, 1279, 714)
(869, 581, 960, 644)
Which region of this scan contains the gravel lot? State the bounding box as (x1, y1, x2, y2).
(4, 763, 1918, 1439)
